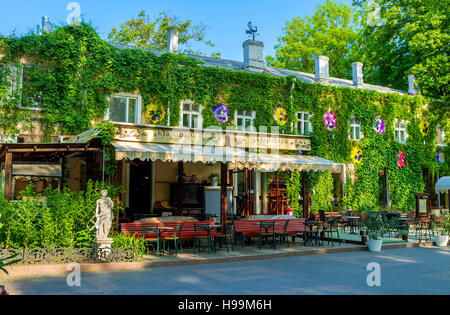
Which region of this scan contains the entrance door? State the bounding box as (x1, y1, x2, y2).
(129, 161, 152, 215)
(235, 168, 255, 217)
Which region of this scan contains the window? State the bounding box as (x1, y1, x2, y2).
(436, 125, 446, 146)
(20, 65, 43, 110)
(296, 111, 312, 135)
(235, 110, 255, 131)
(180, 101, 202, 128)
(349, 116, 362, 140)
(108, 94, 141, 124)
(395, 120, 408, 144)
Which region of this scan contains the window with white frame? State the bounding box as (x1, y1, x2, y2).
(349, 116, 362, 140)
(235, 110, 255, 131)
(296, 111, 312, 135)
(108, 94, 141, 124)
(395, 120, 408, 144)
(180, 101, 202, 128)
(436, 125, 446, 146)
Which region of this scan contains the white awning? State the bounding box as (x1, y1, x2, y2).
(113, 141, 343, 173)
(436, 177, 450, 192)
(12, 164, 62, 177)
(112, 141, 252, 164)
(231, 153, 343, 172)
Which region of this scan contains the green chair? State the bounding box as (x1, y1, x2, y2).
(163, 224, 184, 256)
(141, 225, 161, 256)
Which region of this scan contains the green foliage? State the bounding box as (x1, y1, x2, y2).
(108, 10, 218, 57)
(353, 0, 449, 101)
(111, 232, 146, 261)
(363, 210, 390, 240)
(267, 0, 362, 79)
(311, 171, 335, 212)
(0, 180, 124, 249)
(285, 170, 302, 216)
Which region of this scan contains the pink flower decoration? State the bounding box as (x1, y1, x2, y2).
(397, 152, 408, 168)
(323, 112, 337, 131)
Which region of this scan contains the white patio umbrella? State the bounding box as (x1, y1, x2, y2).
(435, 176, 450, 209)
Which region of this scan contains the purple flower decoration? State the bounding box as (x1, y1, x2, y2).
(212, 104, 230, 123)
(323, 112, 337, 131)
(373, 118, 386, 135)
(436, 151, 445, 163)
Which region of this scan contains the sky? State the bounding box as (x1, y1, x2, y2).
(0, 0, 354, 61)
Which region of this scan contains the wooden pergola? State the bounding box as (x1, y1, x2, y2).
(0, 142, 102, 200)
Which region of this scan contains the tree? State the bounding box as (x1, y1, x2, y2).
(267, 0, 362, 79)
(353, 0, 449, 101)
(108, 10, 219, 57)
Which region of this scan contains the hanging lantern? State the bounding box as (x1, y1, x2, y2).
(351, 146, 363, 164)
(419, 121, 430, 136)
(145, 104, 166, 124)
(212, 104, 230, 123)
(323, 112, 337, 131)
(373, 118, 386, 135)
(397, 152, 408, 168)
(436, 151, 445, 163)
(273, 107, 288, 126)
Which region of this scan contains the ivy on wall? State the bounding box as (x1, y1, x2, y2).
(0, 23, 448, 211)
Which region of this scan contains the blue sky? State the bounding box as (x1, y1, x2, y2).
(0, 0, 354, 61)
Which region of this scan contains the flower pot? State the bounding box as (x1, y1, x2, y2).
(367, 238, 383, 252)
(434, 235, 449, 247)
(211, 177, 218, 187)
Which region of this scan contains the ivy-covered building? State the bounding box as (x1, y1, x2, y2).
(0, 23, 448, 220)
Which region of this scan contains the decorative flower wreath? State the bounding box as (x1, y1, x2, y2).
(273, 107, 288, 126)
(436, 151, 445, 163)
(397, 152, 408, 168)
(212, 104, 230, 123)
(373, 118, 386, 135)
(419, 121, 430, 136)
(145, 104, 166, 124)
(351, 146, 363, 164)
(323, 112, 337, 131)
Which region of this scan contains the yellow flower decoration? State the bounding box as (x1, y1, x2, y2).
(351, 146, 363, 164)
(273, 107, 288, 126)
(419, 121, 430, 136)
(145, 104, 166, 124)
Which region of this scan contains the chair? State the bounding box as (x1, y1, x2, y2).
(304, 220, 320, 246)
(162, 224, 184, 256)
(141, 225, 161, 256)
(193, 223, 213, 254)
(275, 220, 290, 248)
(318, 210, 328, 225)
(322, 218, 341, 246)
(214, 223, 234, 253)
(258, 221, 276, 250)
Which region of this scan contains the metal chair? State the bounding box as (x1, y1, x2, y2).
(193, 223, 213, 254)
(275, 220, 290, 248)
(258, 221, 276, 250)
(162, 224, 184, 256)
(214, 223, 234, 253)
(322, 218, 341, 246)
(141, 225, 161, 256)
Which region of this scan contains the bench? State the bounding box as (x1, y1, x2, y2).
(121, 221, 217, 241)
(233, 219, 307, 247)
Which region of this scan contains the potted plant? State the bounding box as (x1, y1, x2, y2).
(433, 213, 449, 247)
(362, 210, 389, 252)
(209, 173, 220, 187)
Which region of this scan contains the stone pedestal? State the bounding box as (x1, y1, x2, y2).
(94, 238, 114, 262)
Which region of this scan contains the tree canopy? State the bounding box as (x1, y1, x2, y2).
(267, 0, 362, 79)
(108, 10, 219, 57)
(353, 0, 449, 102)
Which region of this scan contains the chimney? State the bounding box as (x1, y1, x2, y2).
(167, 28, 179, 53)
(315, 56, 329, 82)
(42, 16, 53, 33)
(408, 74, 418, 95)
(243, 40, 264, 73)
(352, 62, 364, 88)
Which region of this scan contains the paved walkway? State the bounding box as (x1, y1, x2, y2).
(3, 246, 449, 295)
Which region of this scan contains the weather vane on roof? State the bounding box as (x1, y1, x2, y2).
(246, 22, 259, 40)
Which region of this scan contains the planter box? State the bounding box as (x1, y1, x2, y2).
(367, 238, 383, 252)
(435, 235, 449, 247)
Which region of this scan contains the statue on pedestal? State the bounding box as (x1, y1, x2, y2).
(95, 190, 114, 241)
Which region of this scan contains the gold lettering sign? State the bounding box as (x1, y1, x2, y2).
(115, 125, 311, 151)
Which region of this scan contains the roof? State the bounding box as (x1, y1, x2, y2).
(110, 43, 409, 96)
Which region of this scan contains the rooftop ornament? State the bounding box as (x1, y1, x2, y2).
(246, 22, 259, 41)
